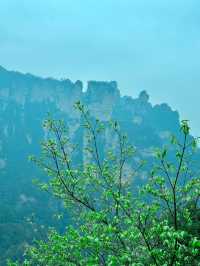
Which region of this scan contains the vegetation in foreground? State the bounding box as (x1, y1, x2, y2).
(9, 102, 200, 265)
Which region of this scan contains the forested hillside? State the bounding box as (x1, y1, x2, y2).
(0, 66, 196, 264)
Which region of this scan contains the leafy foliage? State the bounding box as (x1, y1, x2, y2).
(9, 104, 200, 266)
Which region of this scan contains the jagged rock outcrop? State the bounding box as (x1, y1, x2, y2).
(0, 66, 182, 264)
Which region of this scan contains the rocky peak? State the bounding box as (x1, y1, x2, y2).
(139, 90, 149, 103)
(86, 81, 120, 103)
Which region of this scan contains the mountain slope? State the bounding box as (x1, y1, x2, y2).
(0, 66, 181, 263)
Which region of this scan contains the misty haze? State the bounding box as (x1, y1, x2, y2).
(0, 1, 200, 265)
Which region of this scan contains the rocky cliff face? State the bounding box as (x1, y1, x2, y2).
(0, 66, 181, 177)
(0, 66, 181, 263)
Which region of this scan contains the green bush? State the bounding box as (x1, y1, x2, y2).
(8, 103, 200, 266)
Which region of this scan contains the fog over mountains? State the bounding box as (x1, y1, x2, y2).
(0, 65, 187, 263)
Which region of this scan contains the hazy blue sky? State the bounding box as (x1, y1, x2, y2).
(0, 0, 200, 134)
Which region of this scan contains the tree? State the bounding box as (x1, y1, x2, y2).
(8, 103, 200, 266)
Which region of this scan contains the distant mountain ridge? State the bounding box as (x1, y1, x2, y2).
(0, 66, 181, 263)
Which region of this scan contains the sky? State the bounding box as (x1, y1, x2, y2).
(0, 0, 200, 135)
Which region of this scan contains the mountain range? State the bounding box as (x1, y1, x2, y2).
(0, 66, 184, 263)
